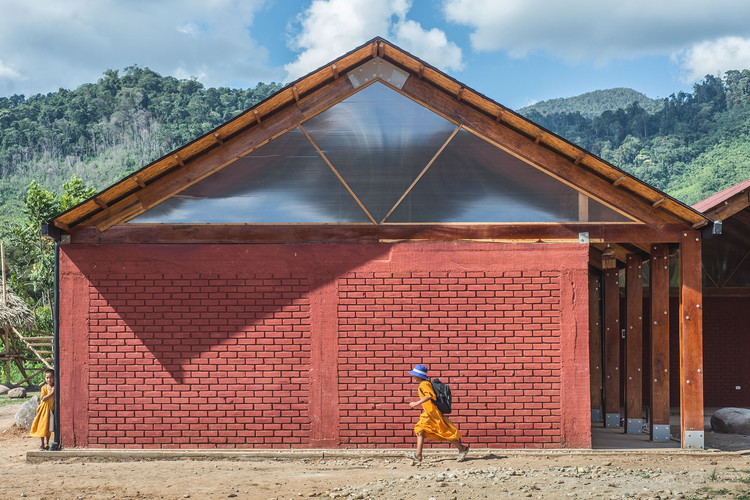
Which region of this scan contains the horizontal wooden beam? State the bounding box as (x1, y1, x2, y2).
(68, 223, 688, 245)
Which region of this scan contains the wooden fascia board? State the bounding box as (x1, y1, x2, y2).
(398, 77, 683, 229)
(54, 43, 377, 230)
(84, 76, 359, 232)
(67, 223, 687, 245)
(702, 190, 750, 221)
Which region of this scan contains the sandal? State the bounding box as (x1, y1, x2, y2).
(457, 445, 470, 462)
(407, 452, 422, 462)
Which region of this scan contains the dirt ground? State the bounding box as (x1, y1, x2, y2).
(3, 400, 750, 500)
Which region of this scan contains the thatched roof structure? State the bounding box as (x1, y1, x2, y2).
(0, 288, 34, 328)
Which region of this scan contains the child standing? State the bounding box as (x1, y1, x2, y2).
(29, 368, 55, 450)
(407, 364, 469, 462)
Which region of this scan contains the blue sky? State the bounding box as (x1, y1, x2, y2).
(2, 0, 750, 110)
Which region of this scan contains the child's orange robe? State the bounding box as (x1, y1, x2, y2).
(414, 380, 461, 441)
(29, 384, 54, 438)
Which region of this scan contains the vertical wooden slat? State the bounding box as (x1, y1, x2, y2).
(680, 231, 704, 448)
(650, 243, 671, 441)
(603, 268, 621, 427)
(579, 193, 589, 222)
(589, 271, 603, 422)
(625, 254, 643, 433)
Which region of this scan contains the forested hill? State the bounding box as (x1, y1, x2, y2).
(519, 71, 750, 204)
(519, 88, 663, 118)
(0, 67, 281, 236)
(2, 68, 750, 235)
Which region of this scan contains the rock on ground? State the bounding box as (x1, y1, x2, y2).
(0, 384, 9, 395)
(15, 395, 39, 429)
(711, 407, 750, 435)
(7, 387, 26, 398)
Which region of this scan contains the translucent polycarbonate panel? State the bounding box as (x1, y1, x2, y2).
(129, 127, 371, 224)
(303, 81, 458, 222)
(387, 128, 631, 223)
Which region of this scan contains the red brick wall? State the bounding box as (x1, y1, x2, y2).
(700, 297, 750, 407)
(59, 242, 590, 449)
(87, 274, 311, 448)
(338, 271, 562, 447)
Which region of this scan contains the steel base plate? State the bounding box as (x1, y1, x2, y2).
(605, 413, 620, 428)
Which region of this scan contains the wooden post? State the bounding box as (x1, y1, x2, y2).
(1, 241, 6, 306)
(650, 244, 671, 441)
(680, 231, 704, 449)
(2, 327, 10, 386)
(589, 272, 603, 422)
(625, 254, 643, 433)
(603, 267, 621, 427)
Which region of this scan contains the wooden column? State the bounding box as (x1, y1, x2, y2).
(603, 267, 621, 427)
(680, 231, 704, 449)
(624, 255, 643, 433)
(650, 244, 671, 441)
(589, 272, 603, 422)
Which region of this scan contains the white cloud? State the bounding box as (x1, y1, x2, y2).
(675, 37, 750, 82)
(0, 60, 21, 80)
(284, 0, 463, 81)
(443, 0, 750, 64)
(0, 0, 280, 97)
(393, 20, 463, 71)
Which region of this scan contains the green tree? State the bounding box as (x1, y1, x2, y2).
(9, 175, 96, 329)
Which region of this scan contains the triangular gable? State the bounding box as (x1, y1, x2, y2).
(694, 178, 750, 288)
(49, 37, 710, 234)
(129, 80, 632, 225)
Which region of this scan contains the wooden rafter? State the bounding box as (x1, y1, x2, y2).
(84, 76, 359, 231)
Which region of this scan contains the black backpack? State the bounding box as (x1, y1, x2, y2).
(430, 379, 452, 414)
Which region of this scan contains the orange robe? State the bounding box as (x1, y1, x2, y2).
(414, 380, 461, 441)
(29, 384, 54, 438)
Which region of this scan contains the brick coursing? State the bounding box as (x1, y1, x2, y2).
(87, 274, 311, 448)
(338, 271, 563, 448)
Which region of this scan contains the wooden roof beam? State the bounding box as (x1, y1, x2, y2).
(68, 223, 688, 245)
(399, 76, 683, 228)
(613, 176, 627, 187)
(704, 191, 750, 220)
(93, 197, 108, 210)
(82, 76, 359, 232)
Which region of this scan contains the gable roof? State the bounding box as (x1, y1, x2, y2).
(692, 178, 750, 219)
(48, 37, 710, 234)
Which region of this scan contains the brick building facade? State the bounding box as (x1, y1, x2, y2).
(49, 38, 713, 449)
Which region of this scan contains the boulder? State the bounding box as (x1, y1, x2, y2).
(0, 384, 9, 394)
(7, 387, 26, 398)
(711, 407, 750, 435)
(15, 395, 39, 429)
